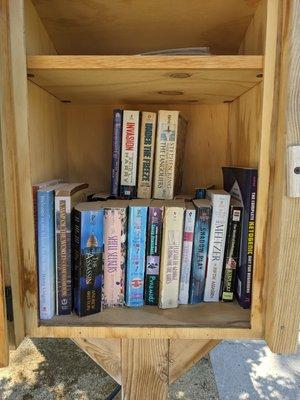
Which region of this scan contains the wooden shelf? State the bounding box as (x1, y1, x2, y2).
(40, 302, 250, 329)
(27, 55, 263, 104)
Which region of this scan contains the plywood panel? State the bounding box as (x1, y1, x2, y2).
(31, 0, 260, 55)
(27, 56, 263, 105)
(122, 339, 168, 399)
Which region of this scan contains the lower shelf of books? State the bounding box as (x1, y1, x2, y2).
(40, 301, 250, 329)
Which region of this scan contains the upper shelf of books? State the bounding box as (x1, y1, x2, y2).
(27, 55, 263, 104)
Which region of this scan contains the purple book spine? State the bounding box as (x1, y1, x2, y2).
(110, 110, 123, 197)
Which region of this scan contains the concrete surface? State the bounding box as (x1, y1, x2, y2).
(0, 338, 219, 400)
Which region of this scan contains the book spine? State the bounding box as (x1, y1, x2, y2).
(221, 206, 242, 301)
(189, 206, 211, 304)
(178, 209, 196, 304)
(74, 209, 104, 316)
(153, 111, 179, 199)
(204, 195, 230, 302)
(137, 112, 157, 199)
(103, 208, 127, 308)
(38, 191, 55, 320)
(237, 174, 257, 308)
(110, 109, 123, 197)
(125, 206, 148, 307)
(55, 196, 72, 315)
(120, 110, 140, 198)
(159, 207, 184, 309)
(145, 206, 163, 305)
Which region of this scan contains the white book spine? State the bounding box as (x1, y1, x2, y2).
(137, 112, 157, 199)
(204, 193, 230, 302)
(159, 206, 184, 309)
(178, 208, 196, 304)
(153, 110, 179, 200)
(120, 110, 140, 196)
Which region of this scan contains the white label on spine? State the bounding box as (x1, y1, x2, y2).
(121, 110, 140, 187)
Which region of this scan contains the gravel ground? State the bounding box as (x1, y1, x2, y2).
(0, 338, 219, 400)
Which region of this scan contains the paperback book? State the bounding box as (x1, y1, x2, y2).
(221, 199, 243, 302)
(137, 112, 157, 199)
(189, 199, 212, 304)
(120, 110, 140, 198)
(73, 202, 104, 317)
(110, 109, 123, 197)
(159, 200, 185, 309)
(125, 200, 148, 307)
(55, 183, 88, 315)
(144, 200, 164, 305)
(103, 200, 128, 308)
(204, 190, 230, 302)
(179, 202, 196, 305)
(222, 167, 258, 308)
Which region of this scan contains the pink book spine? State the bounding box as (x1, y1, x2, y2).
(103, 208, 127, 308)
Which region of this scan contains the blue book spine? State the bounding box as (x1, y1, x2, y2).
(110, 109, 123, 197)
(125, 205, 148, 307)
(189, 205, 211, 304)
(37, 190, 56, 320)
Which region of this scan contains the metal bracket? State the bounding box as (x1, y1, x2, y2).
(287, 145, 300, 197)
(5, 286, 14, 322)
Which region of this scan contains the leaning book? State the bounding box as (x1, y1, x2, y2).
(103, 200, 128, 308)
(110, 109, 123, 197)
(73, 202, 104, 317)
(55, 183, 88, 315)
(204, 190, 230, 302)
(159, 200, 185, 309)
(222, 167, 258, 308)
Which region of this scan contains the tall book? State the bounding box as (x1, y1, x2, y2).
(120, 110, 140, 198)
(103, 200, 128, 308)
(137, 112, 157, 199)
(153, 111, 187, 200)
(37, 183, 64, 320)
(159, 200, 185, 309)
(189, 199, 211, 304)
(73, 202, 104, 317)
(178, 202, 196, 305)
(55, 183, 89, 315)
(125, 200, 148, 307)
(221, 199, 243, 302)
(222, 167, 258, 308)
(144, 200, 164, 305)
(110, 109, 123, 197)
(203, 190, 230, 302)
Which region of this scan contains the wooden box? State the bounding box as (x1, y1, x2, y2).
(0, 0, 299, 371)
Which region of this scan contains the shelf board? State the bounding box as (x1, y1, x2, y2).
(41, 301, 250, 329)
(27, 55, 263, 104)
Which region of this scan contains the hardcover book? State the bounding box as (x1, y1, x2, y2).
(221, 199, 243, 302)
(189, 199, 211, 304)
(144, 200, 164, 305)
(103, 200, 128, 308)
(120, 110, 140, 198)
(153, 111, 187, 200)
(125, 200, 149, 307)
(203, 190, 230, 302)
(110, 109, 123, 197)
(222, 167, 258, 308)
(37, 182, 64, 320)
(73, 202, 104, 317)
(137, 112, 157, 199)
(159, 200, 185, 309)
(179, 202, 196, 305)
(55, 183, 89, 315)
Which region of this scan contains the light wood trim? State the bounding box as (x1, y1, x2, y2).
(73, 338, 121, 384)
(121, 339, 168, 400)
(27, 55, 264, 70)
(265, 0, 300, 354)
(169, 339, 220, 383)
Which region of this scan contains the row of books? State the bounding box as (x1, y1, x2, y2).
(35, 166, 257, 319)
(111, 109, 187, 200)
